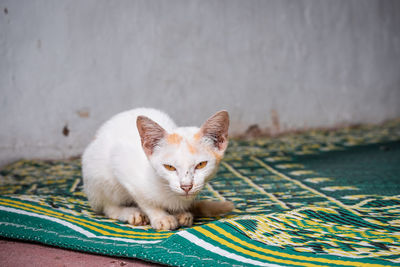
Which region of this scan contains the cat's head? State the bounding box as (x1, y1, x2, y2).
(137, 111, 229, 198)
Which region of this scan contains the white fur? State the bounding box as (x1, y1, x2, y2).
(82, 108, 226, 230)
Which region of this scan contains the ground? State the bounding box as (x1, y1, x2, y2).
(0, 239, 161, 267)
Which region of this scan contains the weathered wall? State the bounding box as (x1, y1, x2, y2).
(1, 0, 400, 165)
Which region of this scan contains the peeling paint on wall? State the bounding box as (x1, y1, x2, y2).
(77, 109, 90, 118)
(62, 125, 69, 137)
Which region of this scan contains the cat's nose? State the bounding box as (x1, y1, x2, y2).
(180, 184, 193, 193)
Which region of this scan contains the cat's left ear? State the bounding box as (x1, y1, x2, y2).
(199, 110, 229, 152)
(137, 116, 167, 156)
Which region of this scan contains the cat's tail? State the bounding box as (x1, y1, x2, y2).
(192, 200, 234, 217)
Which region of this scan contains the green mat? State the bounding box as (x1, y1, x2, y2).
(1, 119, 400, 266)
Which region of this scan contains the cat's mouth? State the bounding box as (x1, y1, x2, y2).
(176, 191, 197, 198)
(179, 192, 195, 198)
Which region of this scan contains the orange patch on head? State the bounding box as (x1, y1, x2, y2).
(167, 133, 183, 145)
(193, 132, 202, 141)
(187, 142, 197, 154)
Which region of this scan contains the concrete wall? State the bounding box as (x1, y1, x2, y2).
(1, 0, 400, 165)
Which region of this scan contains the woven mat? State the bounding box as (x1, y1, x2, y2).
(1, 120, 400, 266)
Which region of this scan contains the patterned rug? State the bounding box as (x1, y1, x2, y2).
(1, 119, 400, 266)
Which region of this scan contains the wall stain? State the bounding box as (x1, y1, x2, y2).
(236, 110, 281, 139)
(37, 40, 41, 50)
(244, 124, 263, 138)
(62, 125, 70, 137)
(271, 109, 280, 134)
(4, 8, 8, 15)
(77, 109, 90, 118)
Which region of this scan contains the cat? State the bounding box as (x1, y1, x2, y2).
(82, 108, 234, 230)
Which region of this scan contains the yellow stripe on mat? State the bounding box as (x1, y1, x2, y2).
(0, 198, 171, 238)
(0, 200, 169, 239)
(192, 225, 394, 267)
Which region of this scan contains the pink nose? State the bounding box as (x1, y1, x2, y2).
(180, 184, 193, 193)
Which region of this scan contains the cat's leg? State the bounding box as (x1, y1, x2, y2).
(175, 211, 194, 227)
(104, 205, 149, 226)
(138, 203, 178, 230)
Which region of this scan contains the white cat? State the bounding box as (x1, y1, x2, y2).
(82, 108, 233, 230)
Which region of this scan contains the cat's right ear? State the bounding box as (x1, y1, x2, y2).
(136, 116, 166, 156)
(198, 110, 229, 152)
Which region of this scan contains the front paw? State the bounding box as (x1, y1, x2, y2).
(128, 211, 149, 226)
(151, 215, 178, 230)
(176, 212, 193, 227)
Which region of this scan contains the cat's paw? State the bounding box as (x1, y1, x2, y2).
(151, 215, 178, 230)
(128, 211, 149, 226)
(176, 212, 193, 227)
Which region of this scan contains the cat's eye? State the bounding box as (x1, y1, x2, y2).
(163, 164, 176, 171)
(195, 161, 208, 170)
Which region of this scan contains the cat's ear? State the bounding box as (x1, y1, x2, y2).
(199, 110, 229, 152)
(137, 116, 166, 156)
